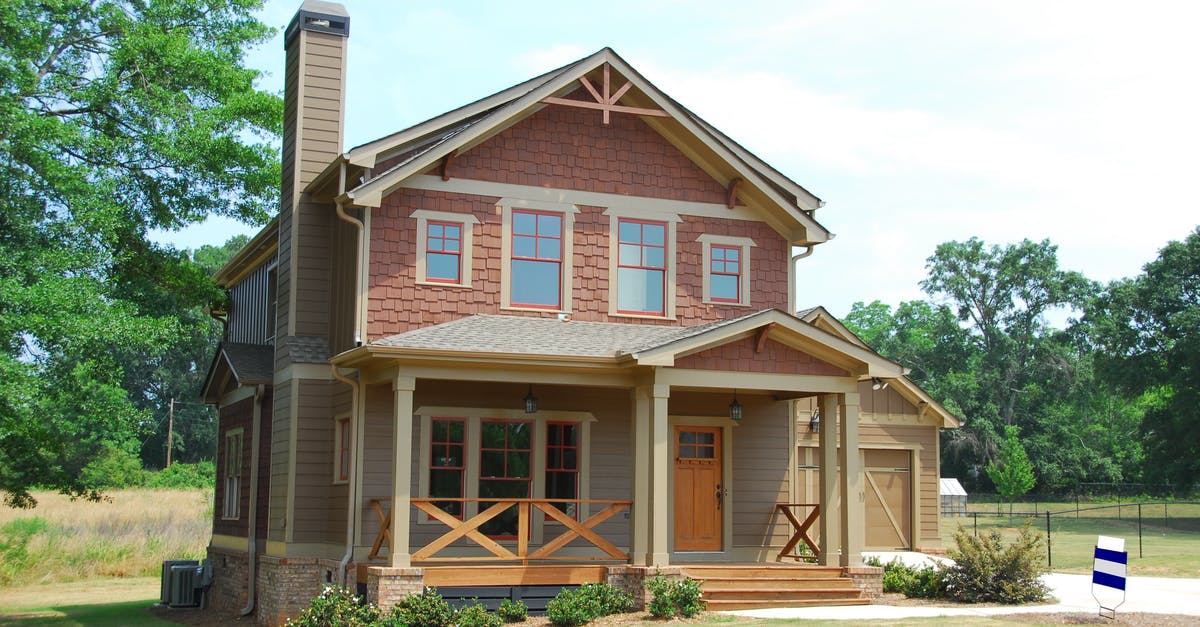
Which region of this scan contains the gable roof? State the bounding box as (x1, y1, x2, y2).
(201, 342, 274, 403)
(797, 306, 961, 429)
(336, 309, 903, 379)
(316, 48, 830, 246)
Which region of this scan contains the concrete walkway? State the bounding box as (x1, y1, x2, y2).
(727, 565, 1200, 621)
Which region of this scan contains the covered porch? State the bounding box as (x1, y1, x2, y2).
(330, 310, 901, 606)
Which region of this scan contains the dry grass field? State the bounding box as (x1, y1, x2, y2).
(0, 489, 211, 587)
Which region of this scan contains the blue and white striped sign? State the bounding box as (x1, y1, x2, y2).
(1092, 535, 1127, 591)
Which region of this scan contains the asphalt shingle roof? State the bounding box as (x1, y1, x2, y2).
(371, 311, 772, 358)
(221, 342, 274, 384)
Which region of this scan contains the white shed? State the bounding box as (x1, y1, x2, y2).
(940, 477, 968, 516)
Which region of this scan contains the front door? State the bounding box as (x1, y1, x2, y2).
(673, 426, 722, 551)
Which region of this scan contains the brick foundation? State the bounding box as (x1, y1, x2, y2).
(844, 565, 884, 599)
(367, 566, 425, 612)
(606, 565, 683, 611)
(205, 547, 250, 617)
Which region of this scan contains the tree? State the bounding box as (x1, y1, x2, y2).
(1086, 227, 1200, 490)
(987, 425, 1036, 513)
(0, 0, 279, 507)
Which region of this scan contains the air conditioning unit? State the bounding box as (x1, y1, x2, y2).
(160, 560, 198, 605)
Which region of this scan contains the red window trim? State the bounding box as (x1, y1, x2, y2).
(709, 243, 741, 303)
(616, 218, 667, 316)
(510, 209, 564, 310)
(429, 417, 466, 520)
(425, 220, 462, 284)
(479, 419, 533, 539)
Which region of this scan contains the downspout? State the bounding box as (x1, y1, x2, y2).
(788, 245, 815, 314)
(331, 365, 360, 586)
(334, 162, 365, 346)
(240, 384, 266, 617)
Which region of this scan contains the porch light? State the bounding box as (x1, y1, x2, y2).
(809, 409, 820, 433)
(728, 390, 742, 422)
(524, 385, 538, 414)
(872, 377, 889, 391)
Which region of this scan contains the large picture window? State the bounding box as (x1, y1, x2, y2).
(616, 219, 666, 315)
(429, 418, 466, 518)
(479, 420, 532, 537)
(510, 210, 563, 309)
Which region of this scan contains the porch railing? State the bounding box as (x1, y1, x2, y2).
(775, 503, 820, 562)
(368, 498, 632, 564)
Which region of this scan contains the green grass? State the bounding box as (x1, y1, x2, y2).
(0, 600, 178, 627)
(941, 500, 1200, 577)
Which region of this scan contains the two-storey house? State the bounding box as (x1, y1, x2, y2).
(200, 2, 958, 624)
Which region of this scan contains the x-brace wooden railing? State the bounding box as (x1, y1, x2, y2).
(369, 498, 632, 564)
(775, 503, 821, 562)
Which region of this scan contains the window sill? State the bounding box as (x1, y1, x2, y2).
(500, 305, 568, 315)
(418, 279, 472, 289)
(220, 515, 240, 521)
(701, 298, 751, 307)
(332, 479, 348, 486)
(610, 311, 675, 321)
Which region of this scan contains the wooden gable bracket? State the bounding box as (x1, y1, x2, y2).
(440, 149, 458, 181)
(754, 323, 777, 354)
(541, 63, 669, 125)
(727, 177, 743, 209)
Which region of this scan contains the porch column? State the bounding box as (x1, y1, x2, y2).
(817, 393, 840, 566)
(631, 387, 650, 565)
(837, 392, 864, 567)
(390, 375, 415, 567)
(649, 383, 671, 566)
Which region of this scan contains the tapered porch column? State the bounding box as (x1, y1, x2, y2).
(817, 393, 840, 566)
(837, 392, 864, 567)
(390, 375, 415, 567)
(649, 384, 671, 566)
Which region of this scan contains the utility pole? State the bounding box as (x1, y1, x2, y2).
(166, 398, 175, 467)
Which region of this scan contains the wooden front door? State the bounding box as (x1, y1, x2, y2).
(673, 426, 722, 551)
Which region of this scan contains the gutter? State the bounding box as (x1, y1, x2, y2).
(330, 365, 361, 587)
(788, 245, 815, 315)
(240, 384, 266, 617)
(334, 162, 366, 346)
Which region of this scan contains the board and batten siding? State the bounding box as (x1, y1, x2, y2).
(227, 262, 274, 345)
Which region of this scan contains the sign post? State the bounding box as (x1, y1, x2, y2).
(1091, 535, 1127, 619)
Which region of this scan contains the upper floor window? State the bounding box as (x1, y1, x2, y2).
(698, 234, 756, 307)
(617, 219, 667, 316)
(499, 199, 578, 312)
(411, 209, 479, 289)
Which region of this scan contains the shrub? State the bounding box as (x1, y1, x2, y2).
(80, 446, 147, 490)
(497, 598, 527, 623)
(454, 599, 502, 627)
(870, 558, 946, 599)
(943, 522, 1049, 604)
(389, 587, 454, 627)
(147, 460, 216, 489)
(289, 586, 380, 626)
(546, 582, 631, 626)
(645, 576, 704, 618)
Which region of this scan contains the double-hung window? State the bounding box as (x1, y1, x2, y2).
(698, 234, 755, 307)
(478, 420, 532, 537)
(545, 422, 579, 518)
(411, 210, 478, 288)
(222, 429, 243, 520)
(510, 210, 563, 309)
(429, 418, 466, 518)
(333, 416, 350, 484)
(616, 219, 667, 315)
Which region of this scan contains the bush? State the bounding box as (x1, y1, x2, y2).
(80, 446, 147, 490)
(289, 586, 380, 626)
(546, 583, 631, 626)
(943, 522, 1050, 603)
(645, 576, 704, 619)
(389, 587, 454, 627)
(454, 600, 502, 627)
(497, 598, 527, 623)
(146, 460, 215, 489)
(868, 557, 946, 599)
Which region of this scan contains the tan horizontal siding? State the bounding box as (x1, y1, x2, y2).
(731, 403, 791, 549)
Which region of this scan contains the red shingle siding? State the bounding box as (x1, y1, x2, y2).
(365, 103, 790, 338)
(673, 337, 849, 376)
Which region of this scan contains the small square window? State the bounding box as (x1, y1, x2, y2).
(698, 235, 755, 307)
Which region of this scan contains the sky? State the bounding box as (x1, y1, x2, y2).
(155, 0, 1200, 319)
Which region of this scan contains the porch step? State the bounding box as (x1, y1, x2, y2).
(682, 565, 868, 611)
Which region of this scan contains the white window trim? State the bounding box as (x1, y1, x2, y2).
(498, 198, 578, 313)
(332, 414, 350, 485)
(604, 208, 681, 320)
(415, 406, 594, 544)
(411, 209, 479, 288)
(222, 428, 244, 520)
(697, 234, 756, 307)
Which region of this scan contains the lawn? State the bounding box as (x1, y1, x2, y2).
(941, 500, 1200, 577)
(0, 577, 174, 626)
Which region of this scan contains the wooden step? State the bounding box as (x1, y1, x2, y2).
(702, 588, 864, 601)
(683, 566, 844, 579)
(704, 598, 871, 611)
(697, 577, 856, 591)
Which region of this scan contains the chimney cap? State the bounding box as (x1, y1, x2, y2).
(285, 1, 349, 47)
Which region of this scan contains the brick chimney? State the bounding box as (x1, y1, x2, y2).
(277, 0, 348, 340)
